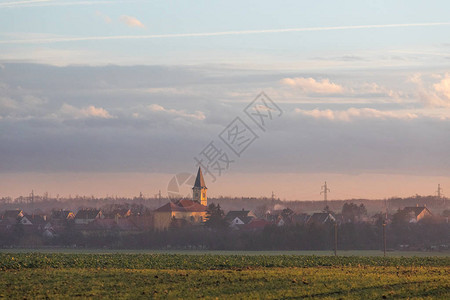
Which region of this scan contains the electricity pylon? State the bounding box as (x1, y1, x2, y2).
(320, 181, 330, 206)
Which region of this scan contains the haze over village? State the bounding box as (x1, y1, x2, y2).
(0, 1, 449, 239)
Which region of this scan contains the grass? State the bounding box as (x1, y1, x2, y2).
(0, 253, 449, 299)
(1, 248, 449, 257)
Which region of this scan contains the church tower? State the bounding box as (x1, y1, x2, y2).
(192, 167, 207, 206)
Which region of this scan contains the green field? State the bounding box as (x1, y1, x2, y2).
(1, 253, 449, 299)
(2, 249, 449, 257)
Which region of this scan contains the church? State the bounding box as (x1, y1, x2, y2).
(153, 167, 208, 230)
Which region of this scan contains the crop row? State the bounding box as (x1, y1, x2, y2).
(1, 253, 449, 270)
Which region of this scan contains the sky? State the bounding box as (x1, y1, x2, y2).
(0, 0, 449, 200)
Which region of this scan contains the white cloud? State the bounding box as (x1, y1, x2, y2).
(23, 95, 47, 106)
(119, 15, 145, 28)
(0, 96, 18, 112)
(280, 77, 344, 94)
(295, 107, 418, 121)
(96, 11, 112, 24)
(146, 104, 205, 120)
(59, 104, 112, 119)
(410, 73, 450, 107)
(433, 74, 450, 101)
(0, 94, 48, 118)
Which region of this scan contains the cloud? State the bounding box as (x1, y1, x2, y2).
(146, 104, 205, 120)
(59, 104, 112, 119)
(96, 11, 112, 24)
(410, 73, 450, 107)
(295, 107, 418, 121)
(119, 15, 145, 28)
(0, 96, 18, 113)
(0, 62, 449, 178)
(0, 94, 48, 118)
(281, 77, 344, 94)
(433, 74, 450, 101)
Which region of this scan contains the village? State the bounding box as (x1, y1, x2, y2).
(0, 168, 448, 251)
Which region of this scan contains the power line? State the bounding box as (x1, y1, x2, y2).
(436, 184, 443, 199)
(320, 181, 331, 205)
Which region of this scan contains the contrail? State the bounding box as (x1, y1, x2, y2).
(0, 0, 134, 8)
(1, 22, 450, 44)
(0, 0, 51, 7)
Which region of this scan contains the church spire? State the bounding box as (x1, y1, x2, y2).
(193, 167, 207, 206)
(194, 167, 206, 188)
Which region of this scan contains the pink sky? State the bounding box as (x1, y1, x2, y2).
(0, 172, 447, 201)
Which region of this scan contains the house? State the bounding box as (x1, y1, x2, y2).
(51, 210, 75, 221)
(87, 218, 117, 231)
(153, 167, 208, 230)
(265, 208, 295, 226)
(86, 218, 141, 233)
(2, 209, 34, 226)
(2, 209, 24, 222)
(24, 214, 48, 233)
(0, 210, 37, 234)
(225, 210, 256, 229)
(292, 213, 310, 226)
(402, 206, 433, 223)
(116, 218, 140, 232)
(129, 213, 154, 231)
(25, 214, 47, 225)
(74, 209, 103, 225)
(42, 222, 57, 238)
(307, 213, 336, 225)
(242, 219, 272, 231)
(18, 215, 33, 226)
(107, 208, 132, 219)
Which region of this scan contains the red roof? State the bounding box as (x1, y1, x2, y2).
(177, 200, 207, 212)
(154, 202, 185, 212)
(75, 209, 101, 220)
(403, 207, 432, 218)
(154, 200, 206, 213)
(243, 219, 271, 231)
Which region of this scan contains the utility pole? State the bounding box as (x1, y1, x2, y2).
(320, 181, 330, 206)
(29, 190, 34, 206)
(436, 184, 443, 199)
(155, 190, 162, 206)
(382, 221, 386, 257)
(384, 198, 388, 220)
(436, 184, 446, 208)
(271, 191, 275, 203)
(334, 222, 338, 257)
